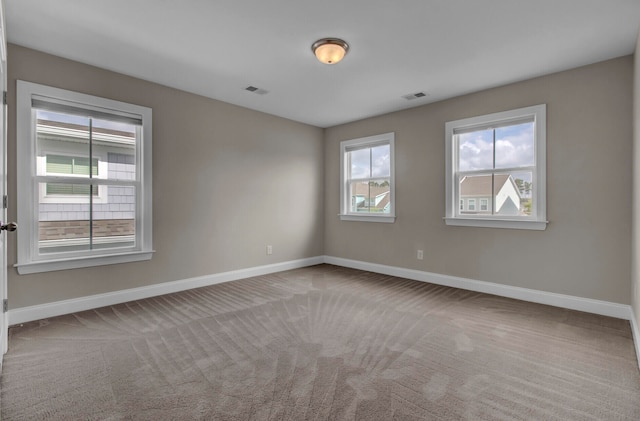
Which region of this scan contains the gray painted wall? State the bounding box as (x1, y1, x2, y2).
(7, 45, 325, 309)
(7, 45, 634, 310)
(325, 56, 633, 304)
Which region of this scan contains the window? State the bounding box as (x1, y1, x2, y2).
(40, 154, 108, 203)
(340, 132, 395, 223)
(445, 104, 547, 230)
(467, 199, 476, 211)
(16, 81, 153, 274)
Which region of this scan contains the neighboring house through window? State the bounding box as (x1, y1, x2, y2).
(460, 174, 520, 215)
(445, 104, 547, 230)
(340, 132, 395, 223)
(16, 81, 153, 274)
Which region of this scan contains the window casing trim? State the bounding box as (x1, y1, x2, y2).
(16, 80, 153, 273)
(445, 104, 547, 230)
(339, 132, 395, 223)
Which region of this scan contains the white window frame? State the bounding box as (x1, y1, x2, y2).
(445, 104, 547, 230)
(340, 132, 395, 223)
(480, 198, 489, 211)
(16, 80, 153, 274)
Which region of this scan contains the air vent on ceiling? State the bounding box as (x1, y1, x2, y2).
(245, 85, 269, 95)
(402, 91, 428, 100)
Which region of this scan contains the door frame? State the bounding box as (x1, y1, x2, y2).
(0, 0, 8, 360)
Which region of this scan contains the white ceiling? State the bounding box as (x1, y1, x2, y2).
(5, 0, 640, 128)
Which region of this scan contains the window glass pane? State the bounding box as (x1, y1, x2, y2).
(349, 180, 391, 214)
(349, 148, 370, 179)
(39, 183, 91, 254)
(37, 110, 90, 176)
(459, 173, 533, 216)
(506, 171, 534, 216)
(92, 184, 136, 249)
(38, 183, 136, 253)
(495, 122, 534, 169)
(491, 172, 532, 216)
(350, 181, 368, 212)
(35, 111, 139, 253)
(369, 180, 391, 213)
(371, 144, 390, 178)
(93, 118, 137, 182)
(458, 129, 493, 171)
(459, 174, 491, 215)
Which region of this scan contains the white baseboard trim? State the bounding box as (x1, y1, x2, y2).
(7, 256, 324, 326)
(324, 256, 633, 320)
(7, 254, 634, 326)
(630, 311, 640, 370)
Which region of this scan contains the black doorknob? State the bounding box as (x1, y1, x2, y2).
(1, 222, 17, 232)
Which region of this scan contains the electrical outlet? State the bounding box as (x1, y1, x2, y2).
(267, 245, 273, 255)
(417, 250, 424, 260)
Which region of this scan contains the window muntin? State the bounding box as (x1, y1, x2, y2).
(340, 133, 395, 222)
(16, 81, 152, 273)
(445, 105, 546, 230)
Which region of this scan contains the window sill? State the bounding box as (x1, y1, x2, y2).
(340, 214, 396, 223)
(444, 217, 548, 231)
(15, 250, 154, 274)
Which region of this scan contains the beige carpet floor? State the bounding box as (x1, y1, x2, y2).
(1, 264, 639, 420)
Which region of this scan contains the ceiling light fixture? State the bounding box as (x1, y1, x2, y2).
(312, 38, 349, 65)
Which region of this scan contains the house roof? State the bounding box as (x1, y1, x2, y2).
(37, 120, 135, 139)
(36, 119, 137, 148)
(351, 183, 390, 198)
(375, 192, 391, 210)
(460, 174, 514, 197)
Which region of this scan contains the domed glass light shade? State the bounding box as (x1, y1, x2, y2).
(312, 38, 349, 65)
